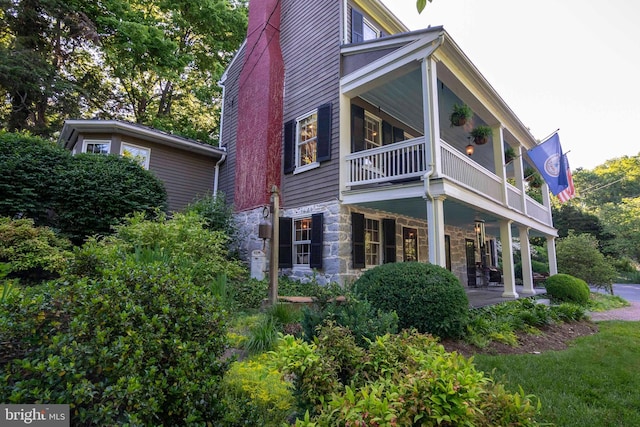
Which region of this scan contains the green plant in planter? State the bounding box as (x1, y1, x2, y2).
(470, 125, 492, 145)
(504, 146, 516, 164)
(524, 166, 544, 188)
(449, 103, 473, 127)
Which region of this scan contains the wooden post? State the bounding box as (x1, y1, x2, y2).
(268, 185, 279, 306)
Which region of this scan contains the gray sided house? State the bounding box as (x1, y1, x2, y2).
(218, 0, 559, 298)
(59, 120, 226, 212)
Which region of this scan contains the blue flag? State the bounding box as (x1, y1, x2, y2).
(526, 133, 568, 195)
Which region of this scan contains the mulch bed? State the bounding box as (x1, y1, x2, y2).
(440, 320, 599, 357)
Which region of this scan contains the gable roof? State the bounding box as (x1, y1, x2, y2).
(58, 120, 226, 159)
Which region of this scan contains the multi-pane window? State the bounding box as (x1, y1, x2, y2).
(83, 140, 110, 154)
(364, 113, 381, 149)
(121, 143, 151, 169)
(294, 218, 312, 265)
(365, 218, 380, 266)
(296, 111, 318, 169)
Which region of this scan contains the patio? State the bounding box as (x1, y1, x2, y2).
(465, 285, 546, 308)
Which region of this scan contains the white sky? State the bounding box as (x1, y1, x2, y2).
(382, 0, 640, 170)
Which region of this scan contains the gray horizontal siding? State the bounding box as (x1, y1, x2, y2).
(280, 0, 342, 209)
(217, 45, 246, 208)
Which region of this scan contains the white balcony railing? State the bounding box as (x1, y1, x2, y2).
(439, 141, 502, 203)
(345, 137, 426, 186)
(526, 196, 552, 225)
(506, 183, 523, 212)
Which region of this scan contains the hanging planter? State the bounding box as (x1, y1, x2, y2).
(449, 103, 473, 127)
(470, 125, 492, 145)
(524, 166, 543, 188)
(504, 146, 516, 164)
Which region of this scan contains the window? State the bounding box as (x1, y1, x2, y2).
(352, 213, 396, 268)
(296, 111, 318, 172)
(365, 218, 380, 266)
(279, 214, 324, 269)
(403, 227, 418, 262)
(364, 112, 381, 149)
(362, 17, 380, 41)
(351, 9, 380, 43)
(121, 142, 150, 169)
(283, 103, 332, 174)
(83, 140, 110, 154)
(294, 218, 312, 265)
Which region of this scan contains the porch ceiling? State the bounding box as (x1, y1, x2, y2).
(360, 67, 424, 134)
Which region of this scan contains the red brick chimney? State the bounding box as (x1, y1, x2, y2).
(234, 0, 284, 211)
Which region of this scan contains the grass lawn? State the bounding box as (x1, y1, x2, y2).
(473, 321, 640, 427)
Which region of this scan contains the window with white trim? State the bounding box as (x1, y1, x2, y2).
(121, 142, 151, 169)
(295, 110, 319, 172)
(294, 217, 312, 265)
(364, 112, 381, 149)
(362, 17, 380, 41)
(83, 140, 111, 154)
(365, 218, 380, 266)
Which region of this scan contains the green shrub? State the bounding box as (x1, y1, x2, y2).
(229, 278, 268, 311)
(544, 273, 590, 305)
(301, 297, 398, 347)
(353, 262, 468, 339)
(0, 131, 168, 245)
(0, 217, 71, 283)
(184, 193, 236, 237)
(550, 302, 587, 322)
(278, 328, 541, 426)
(0, 261, 228, 425)
(220, 354, 295, 426)
(557, 232, 616, 294)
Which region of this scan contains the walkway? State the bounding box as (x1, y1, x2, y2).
(588, 302, 640, 321)
(465, 285, 540, 308)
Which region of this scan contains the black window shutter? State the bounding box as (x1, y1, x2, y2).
(310, 213, 324, 269)
(279, 217, 293, 268)
(393, 126, 405, 142)
(382, 121, 393, 145)
(283, 120, 295, 174)
(351, 212, 365, 268)
(383, 218, 396, 263)
(351, 9, 363, 43)
(316, 103, 332, 162)
(351, 104, 365, 152)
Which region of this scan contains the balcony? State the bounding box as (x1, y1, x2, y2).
(345, 138, 552, 227)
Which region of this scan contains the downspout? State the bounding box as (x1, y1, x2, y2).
(213, 147, 227, 199)
(422, 34, 445, 205)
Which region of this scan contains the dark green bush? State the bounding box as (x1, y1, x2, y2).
(301, 297, 398, 347)
(544, 273, 590, 305)
(184, 193, 236, 237)
(0, 131, 167, 244)
(557, 232, 616, 294)
(0, 258, 228, 425)
(353, 262, 469, 339)
(0, 217, 71, 283)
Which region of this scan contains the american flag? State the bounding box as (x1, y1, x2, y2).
(557, 155, 576, 202)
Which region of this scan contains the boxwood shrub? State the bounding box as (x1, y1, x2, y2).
(353, 262, 469, 339)
(544, 273, 590, 305)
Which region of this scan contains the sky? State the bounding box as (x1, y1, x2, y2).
(381, 0, 640, 170)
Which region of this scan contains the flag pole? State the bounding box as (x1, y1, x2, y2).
(536, 128, 560, 145)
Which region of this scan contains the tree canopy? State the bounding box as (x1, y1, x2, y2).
(0, 0, 247, 143)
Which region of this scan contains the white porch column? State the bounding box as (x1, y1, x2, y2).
(492, 126, 508, 204)
(541, 182, 553, 224)
(422, 56, 441, 176)
(426, 195, 446, 267)
(547, 236, 558, 275)
(500, 219, 518, 298)
(515, 146, 527, 215)
(519, 226, 536, 295)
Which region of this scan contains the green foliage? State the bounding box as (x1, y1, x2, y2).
(53, 153, 167, 244)
(228, 278, 268, 311)
(353, 262, 469, 339)
(184, 193, 236, 236)
(449, 103, 473, 126)
(278, 328, 541, 426)
(245, 316, 280, 355)
(556, 232, 616, 293)
(0, 217, 71, 283)
(544, 274, 590, 305)
(0, 260, 228, 425)
(220, 354, 295, 426)
(0, 132, 168, 244)
(301, 297, 398, 347)
(68, 211, 245, 285)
